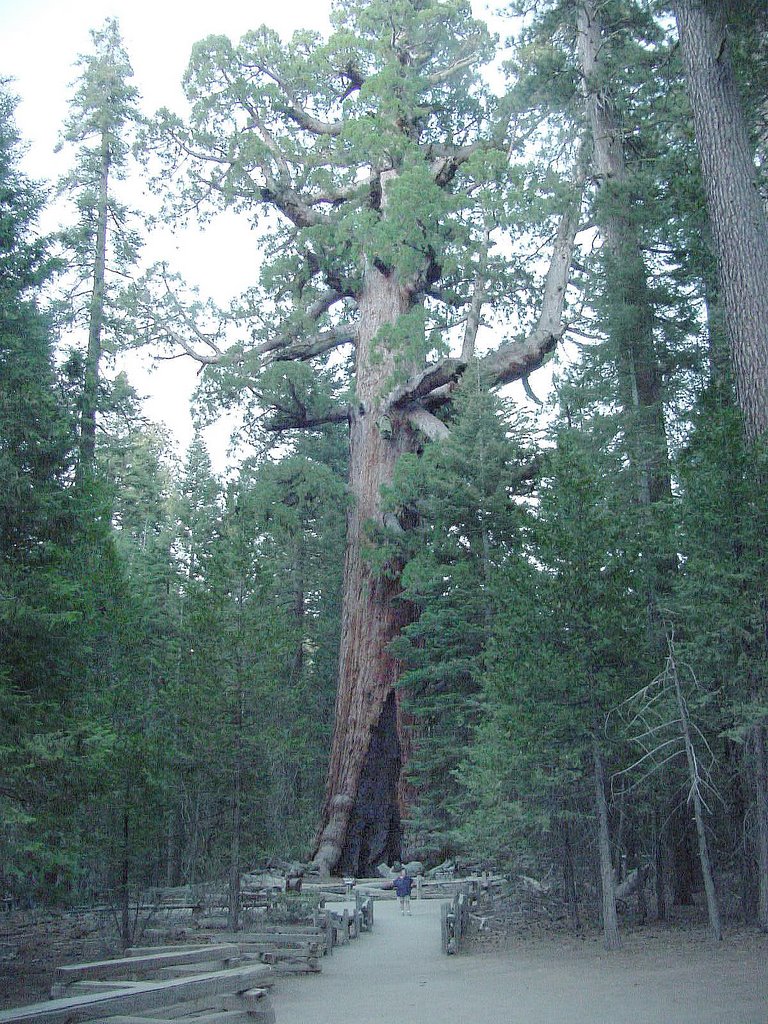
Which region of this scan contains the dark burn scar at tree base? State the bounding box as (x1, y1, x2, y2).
(340, 692, 402, 877)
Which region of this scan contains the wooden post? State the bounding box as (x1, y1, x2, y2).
(440, 902, 450, 954)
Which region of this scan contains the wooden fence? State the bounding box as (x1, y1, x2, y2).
(0, 893, 376, 1024)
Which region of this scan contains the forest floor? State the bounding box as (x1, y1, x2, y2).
(273, 898, 768, 1024)
(1, 898, 767, 1022)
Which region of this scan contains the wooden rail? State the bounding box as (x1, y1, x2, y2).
(0, 891, 379, 1023)
(0, 963, 275, 1024)
(50, 945, 239, 993)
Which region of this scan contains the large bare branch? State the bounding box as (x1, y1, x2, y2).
(385, 357, 466, 410)
(430, 142, 481, 187)
(244, 59, 345, 136)
(265, 405, 351, 432)
(306, 289, 346, 320)
(461, 227, 490, 362)
(258, 181, 324, 230)
(382, 160, 583, 413)
(148, 327, 223, 365)
(404, 406, 450, 440)
(282, 103, 345, 137)
(479, 179, 583, 387)
(257, 326, 356, 362)
(426, 54, 482, 85)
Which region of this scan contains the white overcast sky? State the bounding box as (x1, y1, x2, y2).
(1, 0, 503, 471)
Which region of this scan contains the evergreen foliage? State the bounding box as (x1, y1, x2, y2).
(56, 18, 143, 474)
(0, 1, 765, 939)
(387, 377, 535, 858)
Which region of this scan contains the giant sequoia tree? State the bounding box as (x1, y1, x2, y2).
(140, 0, 581, 876)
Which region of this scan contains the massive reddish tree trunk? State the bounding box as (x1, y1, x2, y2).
(310, 163, 583, 877)
(312, 265, 419, 877)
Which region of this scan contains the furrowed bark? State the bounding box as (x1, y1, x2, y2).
(312, 264, 420, 877)
(674, 0, 768, 443)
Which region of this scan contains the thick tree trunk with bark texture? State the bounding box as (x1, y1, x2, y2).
(313, 266, 419, 877)
(674, 0, 768, 443)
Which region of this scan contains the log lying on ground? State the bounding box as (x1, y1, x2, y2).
(242, 941, 323, 955)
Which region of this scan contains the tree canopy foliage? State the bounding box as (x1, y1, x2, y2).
(1, 0, 766, 947)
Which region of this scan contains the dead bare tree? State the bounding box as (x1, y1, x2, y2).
(612, 632, 723, 941)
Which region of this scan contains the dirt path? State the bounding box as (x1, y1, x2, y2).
(273, 897, 768, 1024)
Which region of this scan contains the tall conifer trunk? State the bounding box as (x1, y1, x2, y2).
(593, 737, 621, 949)
(674, 2, 768, 923)
(675, 0, 768, 925)
(313, 265, 419, 877)
(674, 0, 768, 443)
(78, 133, 110, 475)
(576, 1, 671, 511)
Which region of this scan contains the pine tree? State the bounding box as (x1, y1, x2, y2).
(463, 423, 646, 948)
(387, 377, 535, 860)
(0, 84, 84, 900)
(57, 18, 142, 476)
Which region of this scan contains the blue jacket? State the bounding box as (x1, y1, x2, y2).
(393, 874, 413, 897)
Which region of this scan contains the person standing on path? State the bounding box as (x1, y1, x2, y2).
(393, 868, 414, 915)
